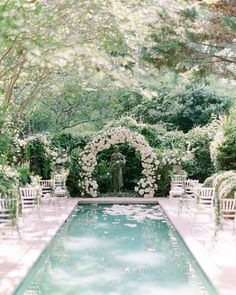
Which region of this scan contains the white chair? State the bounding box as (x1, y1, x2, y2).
(193, 187, 215, 221)
(169, 180, 187, 214)
(0, 198, 19, 226)
(220, 198, 236, 229)
(53, 174, 68, 198)
(20, 188, 40, 212)
(171, 174, 187, 182)
(39, 180, 53, 197)
(185, 179, 199, 196)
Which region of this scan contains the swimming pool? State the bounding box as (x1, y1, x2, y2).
(14, 204, 217, 295)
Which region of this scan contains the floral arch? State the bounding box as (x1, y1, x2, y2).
(78, 127, 159, 198)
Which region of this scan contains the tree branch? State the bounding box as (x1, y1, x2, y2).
(5, 58, 26, 103)
(62, 119, 99, 130)
(13, 69, 50, 122)
(0, 47, 13, 64)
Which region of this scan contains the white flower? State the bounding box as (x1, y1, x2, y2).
(139, 189, 144, 195)
(78, 127, 158, 197)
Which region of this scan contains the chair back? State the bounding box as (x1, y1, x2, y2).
(20, 187, 40, 209)
(39, 180, 53, 188)
(172, 174, 187, 182)
(197, 187, 215, 208)
(220, 198, 236, 219)
(0, 198, 18, 224)
(40, 180, 53, 196)
(54, 174, 66, 188)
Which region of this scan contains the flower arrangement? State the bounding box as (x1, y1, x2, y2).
(78, 127, 158, 198)
(160, 147, 193, 166)
(0, 165, 19, 199)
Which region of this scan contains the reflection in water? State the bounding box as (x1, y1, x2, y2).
(15, 205, 214, 295)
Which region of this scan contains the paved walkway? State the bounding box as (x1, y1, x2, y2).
(158, 197, 236, 295)
(0, 198, 79, 295)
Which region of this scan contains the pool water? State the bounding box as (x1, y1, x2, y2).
(14, 204, 217, 295)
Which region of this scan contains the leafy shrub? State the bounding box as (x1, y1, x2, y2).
(0, 165, 19, 198)
(50, 133, 89, 153)
(213, 171, 236, 194)
(215, 133, 236, 171)
(25, 138, 52, 179)
(66, 148, 82, 197)
(156, 163, 172, 196)
(182, 125, 216, 182)
(93, 159, 112, 194)
(218, 175, 236, 199)
(202, 174, 215, 187)
(17, 167, 31, 186)
(134, 85, 231, 132)
(211, 111, 236, 171)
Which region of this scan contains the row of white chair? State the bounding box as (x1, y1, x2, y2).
(0, 174, 68, 227)
(40, 174, 67, 197)
(169, 176, 236, 228)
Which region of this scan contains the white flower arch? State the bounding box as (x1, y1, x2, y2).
(79, 127, 159, 198)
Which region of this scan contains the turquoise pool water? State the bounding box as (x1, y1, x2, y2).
(14, 204, 217, 295)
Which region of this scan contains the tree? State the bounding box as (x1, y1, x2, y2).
(144, 0, 236, 79)
(134, 84, 231, 132)
(0, 0, 139, 131)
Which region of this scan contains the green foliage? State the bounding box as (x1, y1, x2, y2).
(145, 2, 236, 79)
(93, 159, 112, 194)
(25, 138, 51, 179)
(221, 16, 236, 33)
(50, 133, 89, 153)
(0, 165, 19, 199)
(213, 171, 236, 193)
(17, 167, 31, 186)
(202, 175, 215, 188)
(66, 148, 82, 197)
(134, 85, 231, 132)
(218, 175, 236, 200)
(211, 171, 236, 201)
(216, 133, 236, 171)
(182, 125, 216, 182)
(156, 163, 172, 197)
(214, 111, 236, 171)
(93, 143, 142, 194)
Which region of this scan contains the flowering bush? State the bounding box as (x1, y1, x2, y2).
(218, 175, 236, 199)
(210, 114, 236, 171)
(181, 123, 219, 182)
(25, 136, 52, 179)
(79, 127, 159, 197)
(210, 130, 225, 163)
(213, 171, 236, 194)
(15, 133, 71, 179)
(0, 165, 19, 199)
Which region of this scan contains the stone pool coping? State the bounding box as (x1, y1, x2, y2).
(158, 197, 236, 295)
(78, 197, 159, 204)
(0, 198, 79, 295)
